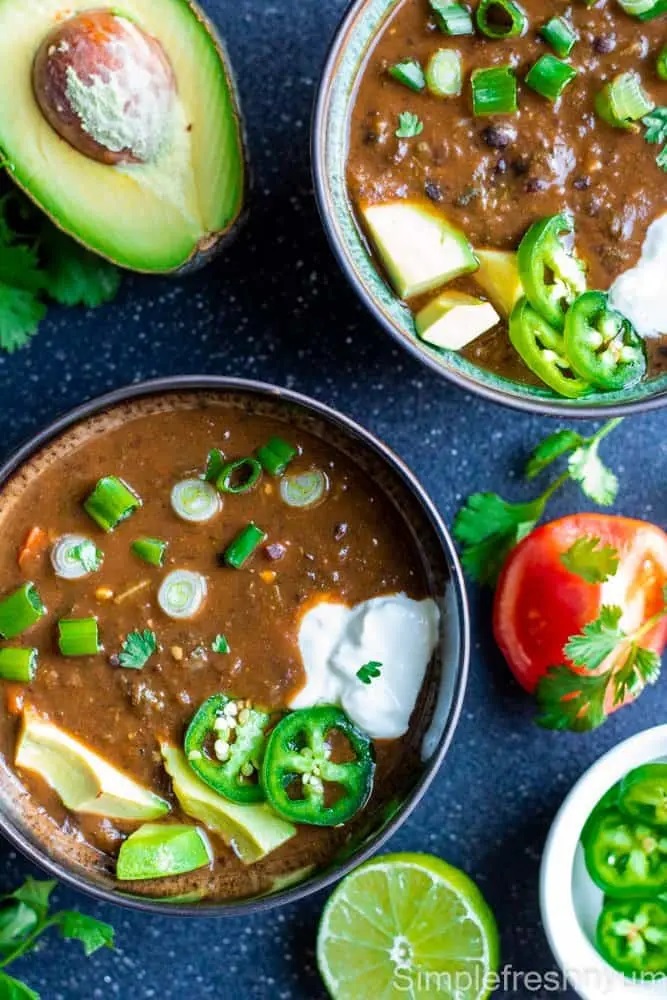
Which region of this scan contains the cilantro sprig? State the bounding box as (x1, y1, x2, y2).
(118, 629, 157, 670)
(211, 634, 230, 654)
(395, 112, 423, 138)
(454, 419, 622, 585)
(643, 107, 667, 173)
(0, 877, 114, 997)
(560, 536, 620, 584)
(0, 179, 121, 354)
(536, 591, 667, 732)
(357, 661, 382, 685)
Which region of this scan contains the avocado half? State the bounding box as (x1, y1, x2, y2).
(0, 0, 247, 273)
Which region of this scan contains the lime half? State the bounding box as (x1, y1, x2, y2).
(317, 853, 499, 1000)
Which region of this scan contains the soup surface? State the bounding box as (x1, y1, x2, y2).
(0, 392, 439, 901)
(347, 0, 667, 396)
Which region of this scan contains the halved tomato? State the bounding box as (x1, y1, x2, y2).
(493, 514, 667, 695)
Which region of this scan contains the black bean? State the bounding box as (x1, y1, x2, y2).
(525, 177, 547, 193)
(495, 157, 508, 175)
(573, 176, 592, 191)
(511, 156, 530, 176)
(334, 523, 348, 541)
(481, 125, 514, 149)
(424, 181, 444, 202)
(592, 35, 616, 55)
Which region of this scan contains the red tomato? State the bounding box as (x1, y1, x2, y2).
(493, 514, 667, 696)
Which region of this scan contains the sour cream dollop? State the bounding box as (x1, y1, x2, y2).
(609, 213, 667, 340)
(290, 594, 440, 740)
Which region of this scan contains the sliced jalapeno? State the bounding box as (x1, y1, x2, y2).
(261, 705, 375, 827)
(619, 764, 667, 832)
(581, 782, 621, 848)
(597, 897, 667, 978)
(564, 291, 646, 391)
(517, 213, 587, 330)
(584, 807, 667, 898)
(509, 298, 591, 398)
(184, 694, 270, 804)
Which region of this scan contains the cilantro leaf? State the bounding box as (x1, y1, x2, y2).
(657, 145, 667, 172)
(525, 429, 582, 480)
(0, 284, 45, 353)
(6, 879, 56, 920)
(0, 972, 39, 999)
(40, 226, 121, 308)
(613, 644, 662, 707)
(560, 536, 620, 584)
(568, 439, 618, 506)
(453, 492, 544, 585)
(211, 634, 230, 654)
(536, 665, 609, 732)
(395, 111, 423, 138)
(357, 661, 382, 685)
(56, 911, 115, 956)
(118, 630, 157, 670)
(0, 903, 38, 949)
(0, 244, 44, 293)
(643, 107, 667, 145)
(564, 606, 624, 670)
(71, 541, 103, 574)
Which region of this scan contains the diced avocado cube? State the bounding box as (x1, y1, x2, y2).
(416, 291, 500, 350)
(474, 249, 524, 317)
(117, 823, 212, 880)
(361, 200, 479, 299)
(16, 709, 170, 821)
(161, 744, 296, 864)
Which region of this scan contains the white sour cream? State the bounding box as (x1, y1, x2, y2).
(290, 594, 440, 740)
(609, 213, 667, 339)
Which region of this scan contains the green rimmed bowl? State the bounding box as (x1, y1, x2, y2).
(312, 0, 667, 417)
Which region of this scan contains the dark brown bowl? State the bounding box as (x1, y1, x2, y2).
(0, 376, 469, 916)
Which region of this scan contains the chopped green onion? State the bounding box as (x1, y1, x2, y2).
(203, 448, 226, 483)
(540, 17, 577, 58)
(84, 476, 142, 533)
(596, 71, 656, 129)
(616, 0, 667, 20)
(658, 46, 667, 81)
(216, 458, 262, 495)
(476, 0, 528, 38)
(0, 584, 46, 639)
(158, 570, 207, 620)
(51, 535, 103, 579)
(171, 479, 221, 523)
(279, 470, 328, 509)
(389, 59, 425, 92)
(256, 436, 298, 477)
(471, 66, 518, 115)
(58, 618, 100, 657)
(429, 0, 474, 36)
(0, 648, 38, 683)
(223, 523, 267, 569)
(426, 49, 463, 97)
(525, 55, 578, 102)
(132, 537, 168, 567)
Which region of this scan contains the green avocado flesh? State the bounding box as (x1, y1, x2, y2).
(15, 709, 171, 820)
(0, 0, 245, 272)
(117, 823, 213, 880)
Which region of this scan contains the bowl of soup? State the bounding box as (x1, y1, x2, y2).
(0, 376, 468, 914)
(313, 0, 667, 415)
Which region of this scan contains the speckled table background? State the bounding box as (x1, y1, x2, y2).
(0, 0, 665, 996)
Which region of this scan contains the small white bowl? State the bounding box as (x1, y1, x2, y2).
(540, 725, 667, 1000)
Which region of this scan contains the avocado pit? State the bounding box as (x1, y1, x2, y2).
(32, 10, 176, 166)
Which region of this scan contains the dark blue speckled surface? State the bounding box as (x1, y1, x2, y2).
(0, 1, 665, 996)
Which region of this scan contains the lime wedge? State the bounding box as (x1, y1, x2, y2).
(317, 853, 499, 1000)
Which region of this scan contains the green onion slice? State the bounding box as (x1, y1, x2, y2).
(279, 470, 329, 509)
(203, 448, 226, 484)
(0, 648, 38, 683)
(51, 535, 103, 579)
(596, 71, 656, 129)
(0, 584, 46, 639)
(158, 570, 207, 620)
(471, 66, 518, 115)
(617, 0, 667, 20)
(426, 49, 463, 98)
(216, 458, 262, 495)
(389, 59, 426, 92)
(58, 618, 100, 657)
(84, 476, 142, 533)
(256, 437, 298, 477)
(224, 523, 267, 569)
(171, 479, 221, 523)
(525, 55, 578, 102)
(540, 17, 577, 58)
(658, 45, 667, 82)
(429, 0, 474, 36)
(476, 0, 528, 38)
(132, 537, 168, 567)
